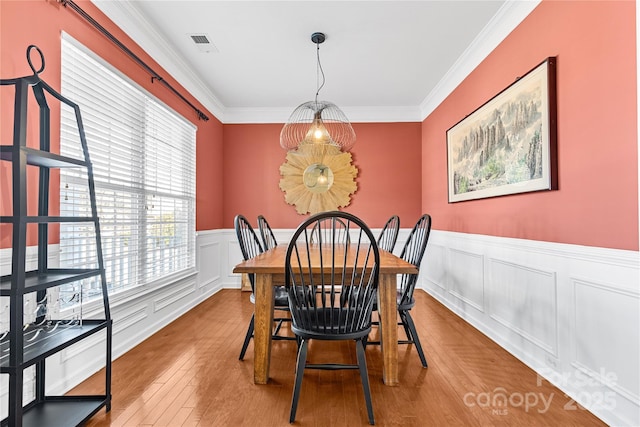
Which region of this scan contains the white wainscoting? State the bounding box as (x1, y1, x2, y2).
(2, 229, 638, 426)
(421, 230, 640, 427)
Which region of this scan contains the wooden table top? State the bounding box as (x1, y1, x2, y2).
(233, 243, 418, 275)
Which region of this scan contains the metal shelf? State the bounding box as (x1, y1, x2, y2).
(0, 145, 88, 168)
(0, 269, 102, 296)
(2, 50, 111, 426)
(1, 397, 109, 427)
(0, 319, 110, 370)
(0, 216, 97, 224)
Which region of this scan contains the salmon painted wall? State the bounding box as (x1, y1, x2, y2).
(0, 0, 224, 250)
(422, 0, 638, 251)
(222, 122, 422, 229)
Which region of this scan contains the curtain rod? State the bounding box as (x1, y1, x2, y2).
(60, 0, 210, 122)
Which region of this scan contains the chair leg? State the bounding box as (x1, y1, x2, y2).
(355, 339, 375, 425)
(401, 315, 412, 341)
(273, 318, 284, 336)
(401, 310, 428, 368)
(239, 313, 254, 360)
(273, 315, 297, 341)
(290, 339, 309, 423)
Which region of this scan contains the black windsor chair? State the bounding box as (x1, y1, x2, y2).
(309, 216, 350, 244)
(257, 214, 278, 250)
(377, 215, 400, 253)
(368, 214, 432, 368)
(234, 214, 292, 360)
(285, 212, 379, 425)
(256, 214, 295, 341)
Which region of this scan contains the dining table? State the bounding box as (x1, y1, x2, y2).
(232, 243, 418, 386)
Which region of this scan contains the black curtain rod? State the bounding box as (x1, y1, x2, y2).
(60, 0, 210, 122)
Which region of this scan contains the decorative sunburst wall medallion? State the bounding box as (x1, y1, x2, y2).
(279, 144, 358, 215)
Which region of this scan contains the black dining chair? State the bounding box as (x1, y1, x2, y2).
(309, 216, 350, 244)
(368, 213, 431, 368)
(377, 215, 400, 253)
(256, 214, 295, 340)
(257, 214, 278, 250)
(285, 211, 379, 425)
(235, 214, 292, 360)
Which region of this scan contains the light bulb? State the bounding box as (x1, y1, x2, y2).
(303, 110, 332, 145)
(317, 170, 328, 186)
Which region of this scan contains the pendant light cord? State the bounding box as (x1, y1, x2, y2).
(314, 41, 326, 105)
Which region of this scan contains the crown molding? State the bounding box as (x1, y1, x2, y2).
(93, 0, 538, 125)
(92, 0, 225, 121)
(419, 0, 541, 121)
(224, 105, 422, 124)
(340, 106, 423, 124)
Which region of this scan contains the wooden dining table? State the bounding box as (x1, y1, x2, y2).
(233, 243, 418, 386)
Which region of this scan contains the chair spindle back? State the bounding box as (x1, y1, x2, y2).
(257, 214, 278, 250)
(398, 214, 432, 306)
(285, 212, 380, 337)
(377, 215, 400, 252)
(234, 214, 264, 292)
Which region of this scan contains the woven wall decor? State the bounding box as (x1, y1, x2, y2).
(279, 143, 357, 215)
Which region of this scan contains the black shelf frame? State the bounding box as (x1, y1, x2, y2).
(0, 145, 89, 168)
(0, 269, 102, 296)
(1, 46, 112, 427)
(1, 397, 109, 427)
(0, 319, 111, 370)
(0, 216, 97, 224)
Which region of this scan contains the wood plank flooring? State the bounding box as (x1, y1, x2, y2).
(69, 289, 606, 426)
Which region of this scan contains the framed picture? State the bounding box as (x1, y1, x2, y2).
(447, 57, 557, 203)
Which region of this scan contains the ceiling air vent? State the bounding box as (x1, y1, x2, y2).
(188, 33, 218, 53)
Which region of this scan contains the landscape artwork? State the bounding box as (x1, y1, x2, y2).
(447, 57, 556, 203)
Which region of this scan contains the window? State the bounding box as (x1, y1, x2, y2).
(59, 35, 196, 304)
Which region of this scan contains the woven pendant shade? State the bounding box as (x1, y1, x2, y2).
(280, 100, 356, 151)
(280, 32, 356, 152)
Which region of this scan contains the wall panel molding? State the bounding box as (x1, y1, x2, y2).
(424, 243, 447, 290)
(571, 277, 640, 406)
(153, 280, 196, 313)
(488, 258, 558, 356)
(198, 240, 221, 288)
(447, 248, 485, 312)
(113, 304, 149, 335)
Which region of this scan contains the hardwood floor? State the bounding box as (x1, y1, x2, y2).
(70, 289, 606, 426)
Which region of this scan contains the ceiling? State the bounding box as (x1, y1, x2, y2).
(92, 1, 539, 123)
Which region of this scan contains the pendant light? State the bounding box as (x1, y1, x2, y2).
(280, 32, 356, 151)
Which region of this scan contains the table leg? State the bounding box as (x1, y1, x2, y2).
(253, 273, 274, 384)
(378, 273, 399, 385)
(241, 273, 252, 291)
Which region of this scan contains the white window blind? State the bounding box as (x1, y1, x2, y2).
(59, 35, 196, 303)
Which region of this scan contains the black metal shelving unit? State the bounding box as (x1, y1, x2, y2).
(0, 46, 111, 427)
